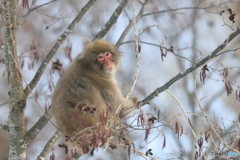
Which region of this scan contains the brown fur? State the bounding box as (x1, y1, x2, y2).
(51, 40, 138, 144)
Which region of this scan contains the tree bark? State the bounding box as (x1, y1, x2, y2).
(2, 0, 27, 159)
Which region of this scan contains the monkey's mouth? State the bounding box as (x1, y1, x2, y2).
(107, 68, 113, 71)
(105, 67, 114, 73)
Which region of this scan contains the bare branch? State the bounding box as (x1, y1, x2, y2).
(116, 1, 141, 116)
(24, 0, 97, 95)
(18, 0, 58, 28)
(31, 0, 57, 10)
(194, 68, 240, 155)
(115, 1, 148, 47)
(140, 28, 240, 105)
(116, 2, 234, 47)
(118, 0, 131, 21)
(142, 2, 236, 17)
(93, 0, 129, 41)
(36, 130, 62, 160)
(121, 40, 192, 62)
(24, 108, 53, 146)
(0, 101, 8, 107)
(31, 0, 38, 7)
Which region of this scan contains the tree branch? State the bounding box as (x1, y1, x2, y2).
(24, 0, 97, 96)
(142, 2, 233, 17)
(121, 40, 192, 62)
(36, 130, 61, 160)
(115, 1, 148, 47)
(24, 108, 52, 146)
(3, 0, 27, 159)
(18, 0, 58, 28)
(93, 0, 130, 41)
(116, 2, 232, 48)
(140, 28, 240, 106)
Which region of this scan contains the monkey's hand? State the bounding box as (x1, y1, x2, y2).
(119, 96, 139, 118)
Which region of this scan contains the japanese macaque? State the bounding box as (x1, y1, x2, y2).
(51, 40, 138, 156)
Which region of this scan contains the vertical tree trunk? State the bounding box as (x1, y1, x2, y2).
(2, 0, 27, 159)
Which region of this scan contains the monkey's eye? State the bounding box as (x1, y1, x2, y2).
(105, 52, 111, 57)
(97, 54, 104, 60)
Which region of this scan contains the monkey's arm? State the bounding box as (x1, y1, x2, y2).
(118, 96, 139, 118)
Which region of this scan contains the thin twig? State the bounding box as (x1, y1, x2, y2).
(24, 107, 53, 146)
(93, 0, 130, 41)
(18, 0, 57, 28)
(142, 2, 236, 17)
(194, 58, 240, 155)
(165, 90, 198, 140)
(165, 90, 208, 159)
(36, 130, 62, 160)
(115, 0, 140, 115)
(140, 28, 240, 106)
(115, 1, 148, 47)
(115, 2, 233, 47)
(24, 0, 97, 96)
(121, 40, 193, 62)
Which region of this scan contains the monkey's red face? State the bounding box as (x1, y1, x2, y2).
(97, 52, 115, 73)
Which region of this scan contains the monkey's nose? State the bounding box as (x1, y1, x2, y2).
(105, 60, 111, 65)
